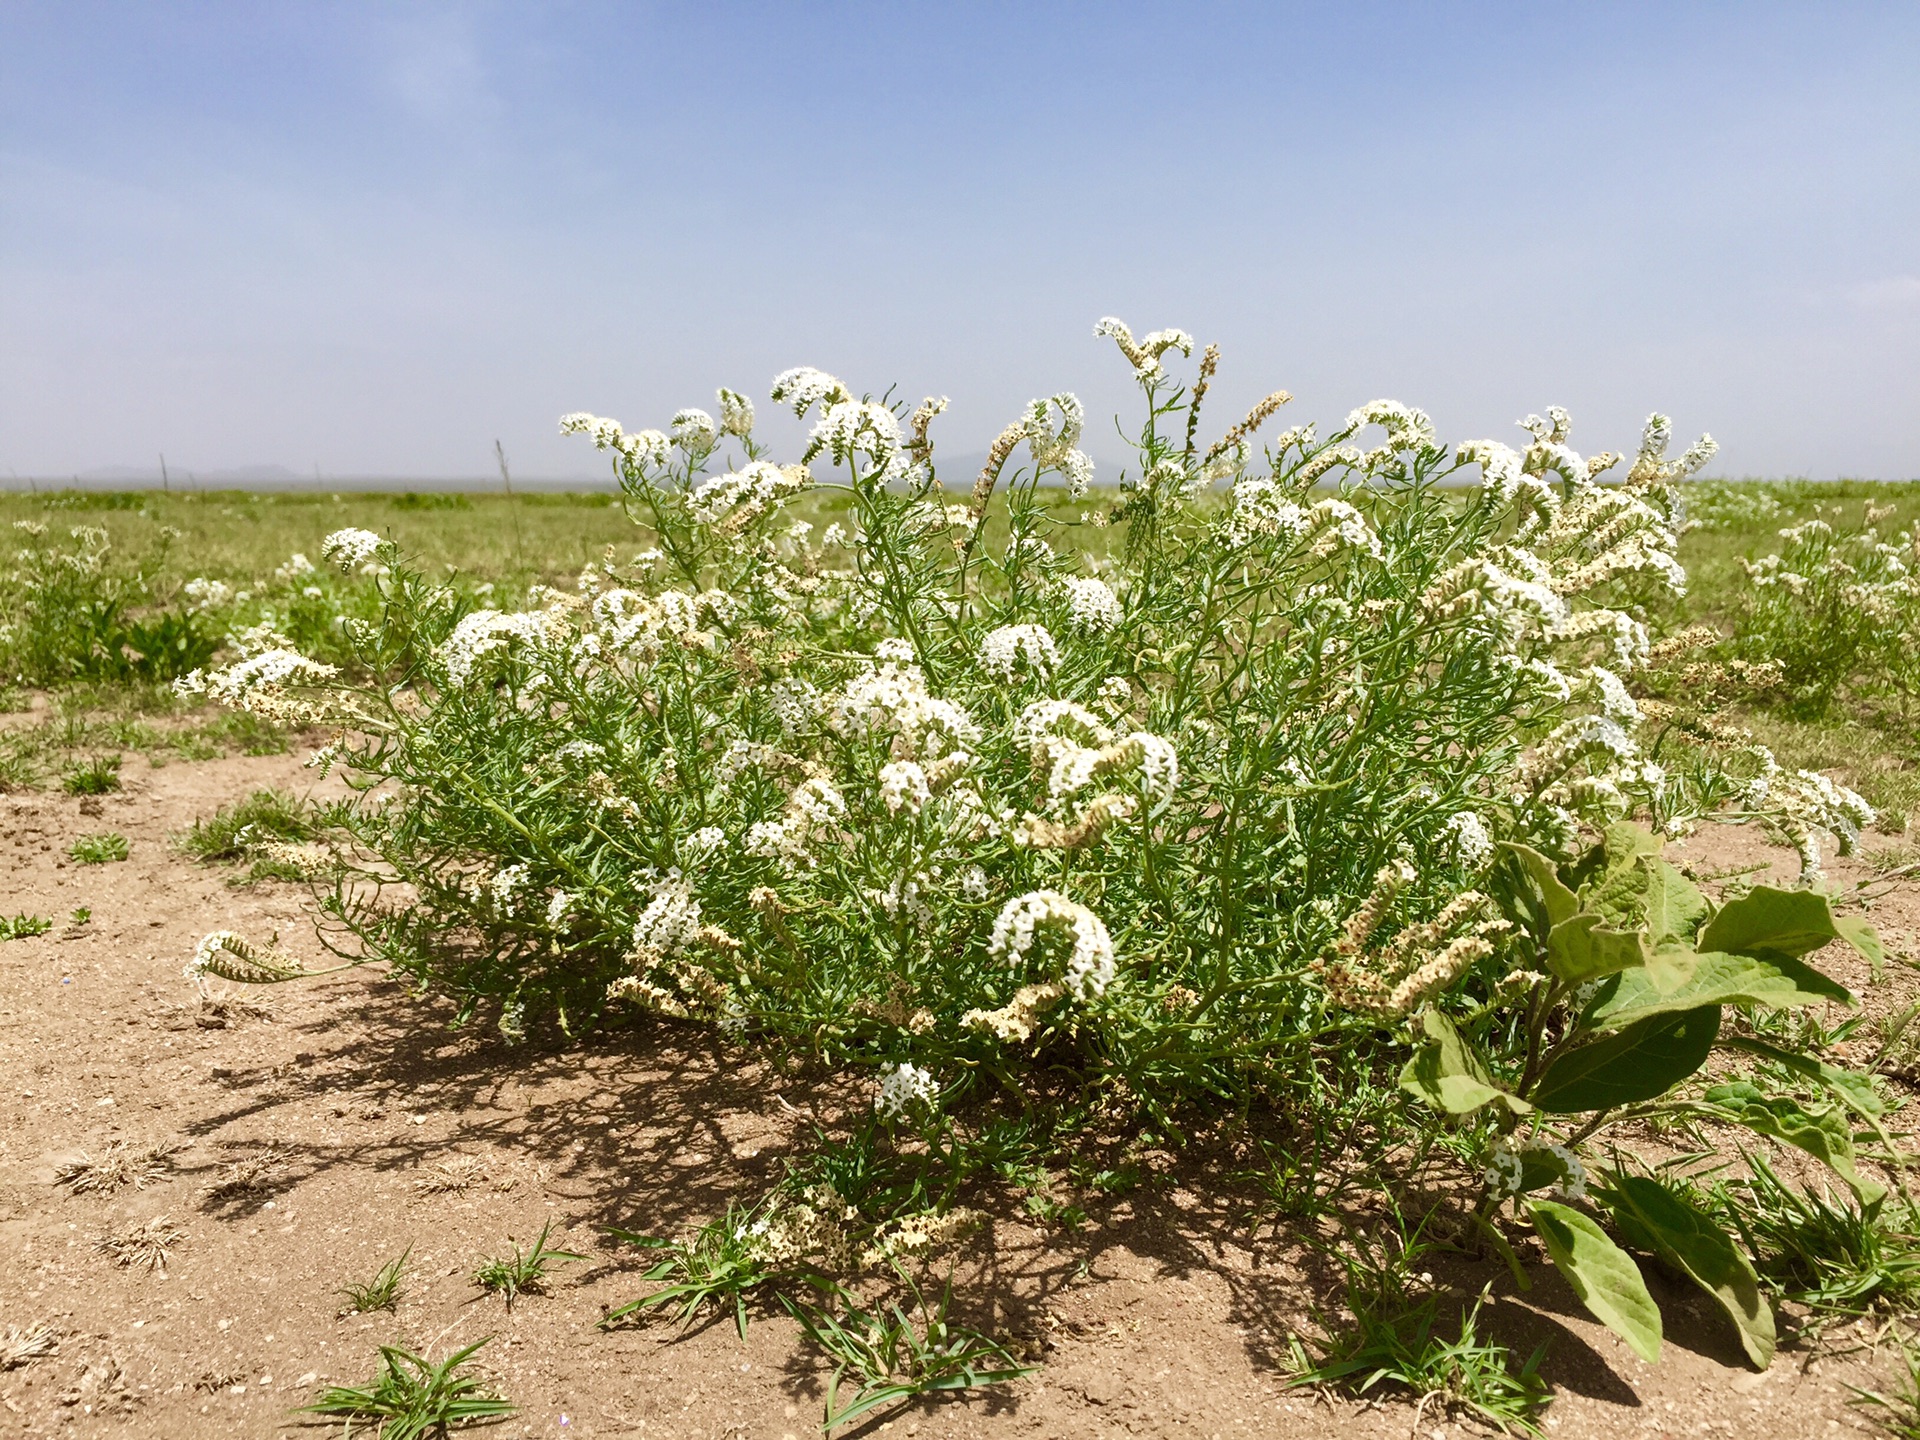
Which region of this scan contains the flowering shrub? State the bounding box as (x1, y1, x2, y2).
(1730, 503, 1920, 714)
(187, 318, 1747, 1099)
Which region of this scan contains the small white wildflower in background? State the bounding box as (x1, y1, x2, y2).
(684, 826, 727, 862)
(321, 528, 382, 570)
(275, 551, 317, 582)
(979, 623, 1059, 681)
(873, 1062, 938, 1120)
(489, 863, 532, 911)
(182, 577, 233, 611)
(545, 891, 574, 928)
(1061, 577, 1123, 634)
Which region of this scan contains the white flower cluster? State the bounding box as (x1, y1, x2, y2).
(1061, 576, 1122, 634)
(689, 461, 809, 527)
(321, 528, 382, 570)
(1483, 1136, 1587, 1202)
(1023, 393, 1095, 496)
(560, 412, 670, 469)
(670, 407, 717, 452)
(182, 577, 233, 611)
(878, 759, 932, 816)
(826, 652, 980, 755)
(1443, 810, 1493, 869)
(873, 1061, 938, 1119)
(978, 623, 1059, 681)
(438, 608, 569, 686)
(1093, 317, 1194, 383)
(988, 889, 1116, 999)
(631, 871, 702, 961)
(174, 647, 340, 716)
(1345, 399, 1438, 465)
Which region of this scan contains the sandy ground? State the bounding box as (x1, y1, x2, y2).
(2, 746, 1916, 1439)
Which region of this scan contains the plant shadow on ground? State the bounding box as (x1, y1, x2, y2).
(169, 969, 1770, 1422)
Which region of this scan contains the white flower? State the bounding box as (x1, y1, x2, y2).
(1443, 811, 1493, 869)
(671, 408, 717, 452)
(437, 609, 565, 686)
(321, 528, 382, 570)
(631, 872, 702, 958)
(878, 760, 931, 817)
(1061, 577, 1123, 634)
(770, 366, 850, 418)
(489, 863, 532, 911)
(960, 865, 990, 902)
(688, 461, 809, 526)
(684, 826, 727, 862)
(874, 1061, 938, 1119)
(545, 890, 575, 928)
(988, 890, 1116, 999)
(1345, 399, 1437, 461)
(809, 400, 901, 470)
(182, 577, 233, 611)
(1096, 675, 1133, 713)
(979, 623, 1059, 681)
(717, 387, 755, 437)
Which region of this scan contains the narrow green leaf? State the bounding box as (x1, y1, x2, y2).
(1529, 1199, 1662, 1363)
(1599, 1174, 1774, 1370)
(1589, 950, 1852, 1030)
(1701, 1081, 1887, 1206)
(1719, 1034, 1885, 1117)
(1533, 1006, 1720, 1113)
(1398, 1007, 1530, 1116)
(1547, 912, 1650, 985)
(1642, 858, 1709, 950)
(1698, 886, 1839, 960)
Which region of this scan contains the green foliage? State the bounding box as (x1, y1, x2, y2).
(469, 1222, 583, 1308)
(336, 1248, 410, 1314)
(603, 1203, 789, 1338)
(60, 753, 121, 794)
(1726, 502, 1920, 715)
(1289, 1284, 1550, 1436)
(1529, 1200, 1663, 1363)
(302, 1338, 513, 1438)
(780, 1276, 1034, 1434)
(68, 832, 129, 864)
(179, 787, 324, 882)
(1721, 1154, 1920, 1315)
(0, 914, 53, 942)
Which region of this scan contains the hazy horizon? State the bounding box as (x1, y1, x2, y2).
(4, 3, 1917, 482)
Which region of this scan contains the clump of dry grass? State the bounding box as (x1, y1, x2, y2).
(413, 1155, 492, 1195)
(96, 1216, 184, 1273)
(1, 1323, 59, 1371)
(55, 1140, 179, 1195)
(201, 1150, 282, 1204)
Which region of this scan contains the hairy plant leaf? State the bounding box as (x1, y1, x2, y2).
(1533, 1006, 1720, 1113)
(1642, 858, 1709, 950)
(1399, 1007, 1529, 1116)
(1834, 914, 1885, 973)
(1697, 885, 1839, 960)
(1598, 1174, 1773, 1369)
(1529, 1199, 1662, 1362)
(1547, 912, 1649, 985)
(1719, 1034, 1885, 1117)
(1702, 1081, 1886, 1206)
(1589, 950, 1852, 1029)
(1496, 843, 1581, 937)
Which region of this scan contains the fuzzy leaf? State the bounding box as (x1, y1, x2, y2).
(1642, 859, 1709, 950)
(1547, 913, 1649, 985)
(1589, 950, 1852, 1030)
(1719, 1034, 1885, 1117)
(1599, 1174, 1774, 1370)
(1702, 1081, 1886, 1206)
(1533, 1006, 1720, 1113)
(1399, 1007, 1530, 1116)
(1834, 915, 1886, 974)
(1529, 1199, 1662, 1363)
(1496, 843, 1581, 936)
(1698, 886, 1840, 961)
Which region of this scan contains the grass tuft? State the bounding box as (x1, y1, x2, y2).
(470, 1221, 584, 1309)
(303, 1338, 514, 1439)
(60, 753, 121, 794)
(55, 1140, 178, 1194)
(96, 1215, 185, 1273)
(337, 1248, 410, 1315)
(68, 831, 130, 864)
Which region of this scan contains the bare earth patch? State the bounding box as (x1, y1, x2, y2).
(1, 747, 1914, 1437)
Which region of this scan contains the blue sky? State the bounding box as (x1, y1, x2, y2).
(2, 2, 1916, 481)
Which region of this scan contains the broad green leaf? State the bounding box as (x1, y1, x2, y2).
(1698, 886, 1839, 960)
(1589, 950, 1853, 1030)
(1533, 1006, 1720, 1113)
(1702, 1081, 1886, 1206)
(1834, 915, 1886, 974)
(1496, 843, 1581, 935)
(1599, 1174, 1773, 1370)
(1642, 859, 1709, 949)
(1580, 825, 1661, 927)
(1719, 1034, 1885, 1118)
(1399, 1007, 1530, 1116)
(1547, 913, 1650, 985)
(1529, 1199, 1662, 1363)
